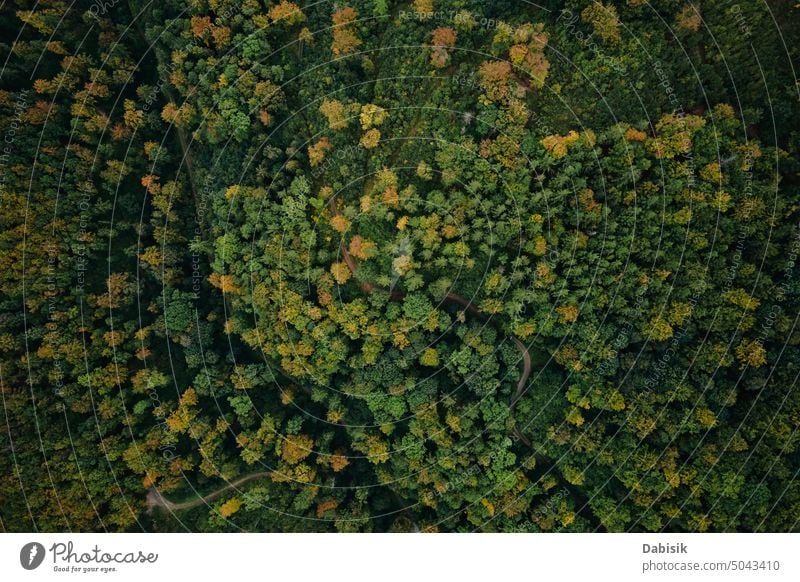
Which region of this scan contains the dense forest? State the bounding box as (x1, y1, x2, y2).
(1, 0, 799, 532)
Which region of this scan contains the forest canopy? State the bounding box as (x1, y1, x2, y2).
(0, 0, 799, 533)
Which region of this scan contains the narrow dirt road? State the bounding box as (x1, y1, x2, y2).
(509, 336, 533, 447)
(147, 472, 271, 513)
(149, 207, 536, 514)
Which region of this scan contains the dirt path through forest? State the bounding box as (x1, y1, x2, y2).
(149, 205, 535, 513)
(146, 472, 271, 513)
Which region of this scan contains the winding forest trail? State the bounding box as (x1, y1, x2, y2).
(509, 336, 533, 447)
(148, 205, 536, 514)
(146, 472, 271, 513)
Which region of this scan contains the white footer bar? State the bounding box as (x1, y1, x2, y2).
(1, 533, 797, 581)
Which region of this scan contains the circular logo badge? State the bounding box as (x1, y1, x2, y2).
(20, 542, 46, 570)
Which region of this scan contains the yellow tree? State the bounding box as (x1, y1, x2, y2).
(320, 99, 350, 130)
(331, 7, 362, 56)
